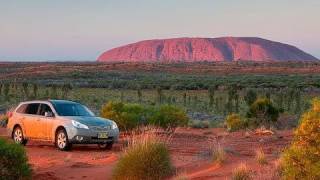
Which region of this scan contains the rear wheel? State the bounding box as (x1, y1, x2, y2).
(55, 129, 71, 151)
(98, 142, 113, 150)
(12, 126, 27, 145)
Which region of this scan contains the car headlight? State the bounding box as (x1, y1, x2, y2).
(72, 120, 89, 129)
(111, 121, 118, 130)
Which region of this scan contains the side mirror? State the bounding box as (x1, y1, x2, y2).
(44, 112, 54, 117)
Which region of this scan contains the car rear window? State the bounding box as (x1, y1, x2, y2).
(16, 104, 28, 113)
(25, 103, 40, 115)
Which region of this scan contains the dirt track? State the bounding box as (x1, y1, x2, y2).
(0, 128, 293, 180)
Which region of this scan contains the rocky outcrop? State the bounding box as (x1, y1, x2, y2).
(97, 37, 318, 62)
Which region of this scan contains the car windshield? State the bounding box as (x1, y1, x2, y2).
(53, 103, 95, 117)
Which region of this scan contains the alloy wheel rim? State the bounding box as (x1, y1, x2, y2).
(57, 132, 67, 149)
(14, 129, 23, 143)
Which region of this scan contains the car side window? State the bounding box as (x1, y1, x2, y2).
(38, 104, 53, 116)
(16, 104, 28, 113)
(25, 103, 40, 115)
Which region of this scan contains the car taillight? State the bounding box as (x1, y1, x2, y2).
(7, 112, 13, 118)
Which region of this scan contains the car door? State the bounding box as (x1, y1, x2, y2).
(38, 103, 55, 140)
(23, 103, 41, 139)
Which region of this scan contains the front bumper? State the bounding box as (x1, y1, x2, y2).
(66, 127, 119, 144)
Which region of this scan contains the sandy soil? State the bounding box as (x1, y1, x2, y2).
(0, 127, 293, 180)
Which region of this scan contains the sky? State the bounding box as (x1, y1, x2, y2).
(0, 0, 319, 61)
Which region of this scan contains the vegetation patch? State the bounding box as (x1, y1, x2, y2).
(112, 130, 173, 180)
(225, 113, 247, 131)
(232, 163, 251, 180)
(280, 98, 320, 179)
(255, 148, 268, 165)
(211, 145, 226, 164)
(0, 138, 31, 180)
(247, 98, 279, 128)
(101, 101, 188, 131)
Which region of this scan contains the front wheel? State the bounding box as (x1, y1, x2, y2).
(55, 129, 72, 151)
(12, 126, 27, 145)
(98, 142, 113, 150)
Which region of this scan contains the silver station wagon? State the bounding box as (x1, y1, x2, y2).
(7, 100, 119, 151)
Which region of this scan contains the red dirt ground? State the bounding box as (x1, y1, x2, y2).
(0, 128, 293, 180)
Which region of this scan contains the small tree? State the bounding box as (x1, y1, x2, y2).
(244, 89, 257, 106)
(50, 84, 58, 99)
(22, 82, 29, 98)
(137, 88, 142, 103)
(3, 83, 10, 100)
(33, 84, 38, 98)
(156, 87, 163, 104)
(281, 98, 320, 179)
(61, 83, 72, 98)
(208, 85, 216, 108)
(0, 83, 3, 96)
(183, 92, 187, 106)
(247, 98, 279, 128)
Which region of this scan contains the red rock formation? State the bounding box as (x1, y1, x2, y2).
(97, 37, 318, 62)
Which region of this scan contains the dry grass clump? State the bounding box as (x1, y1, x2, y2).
(173, 173, 189, 180)
(255, 148, 268, 165)
(113, 126, 173, 180)
(211, 145, 226, 164)
(232, 163, 251, 180)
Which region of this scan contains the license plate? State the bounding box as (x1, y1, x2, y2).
(98, 132, 108, 139)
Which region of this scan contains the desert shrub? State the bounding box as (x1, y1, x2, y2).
(0, 114, 8, 127)
(101, 102, 189, 131)
(255, 148, 267, 165)
(0, 138, 31, 180)
(148, 105, 189, 129)
(189, 120, 210, 129)
(225, 113, 247, 131)
(232, 163, 251, 180)
(211, 145, 226, 164)
(112, 131, 173, 180)
(280, 98, 320, 180)
(100, 101, 146, 131)
(247, 98, 279, 128)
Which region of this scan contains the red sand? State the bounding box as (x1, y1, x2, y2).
(0, 127, 293, 180)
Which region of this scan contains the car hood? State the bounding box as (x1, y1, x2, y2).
(65, 116, 113, 127)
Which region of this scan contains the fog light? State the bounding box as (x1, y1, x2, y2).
(76, 136, 83, 141)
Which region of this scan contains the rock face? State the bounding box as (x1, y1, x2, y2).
(97, 37, 318, 62)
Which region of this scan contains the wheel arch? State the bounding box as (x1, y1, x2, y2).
(55, 126, 66, 137)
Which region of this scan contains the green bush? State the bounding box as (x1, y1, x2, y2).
(247, 98, 279, 128)
(112, 134, 173, 180)
(225, 114, 247, 131)
(101, 101, 189, 131)
(149, 105, 189, 129)
(100, 101, 146, 131)
(280, 98, 320, 179)
(0, 138, 31, 180)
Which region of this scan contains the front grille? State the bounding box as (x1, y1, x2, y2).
(90, 126, 111, 131)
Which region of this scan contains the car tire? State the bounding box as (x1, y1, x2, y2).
(98, 142, 113, 150)
(12, 126, 27, 145)
(55, 129, 72, 151)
